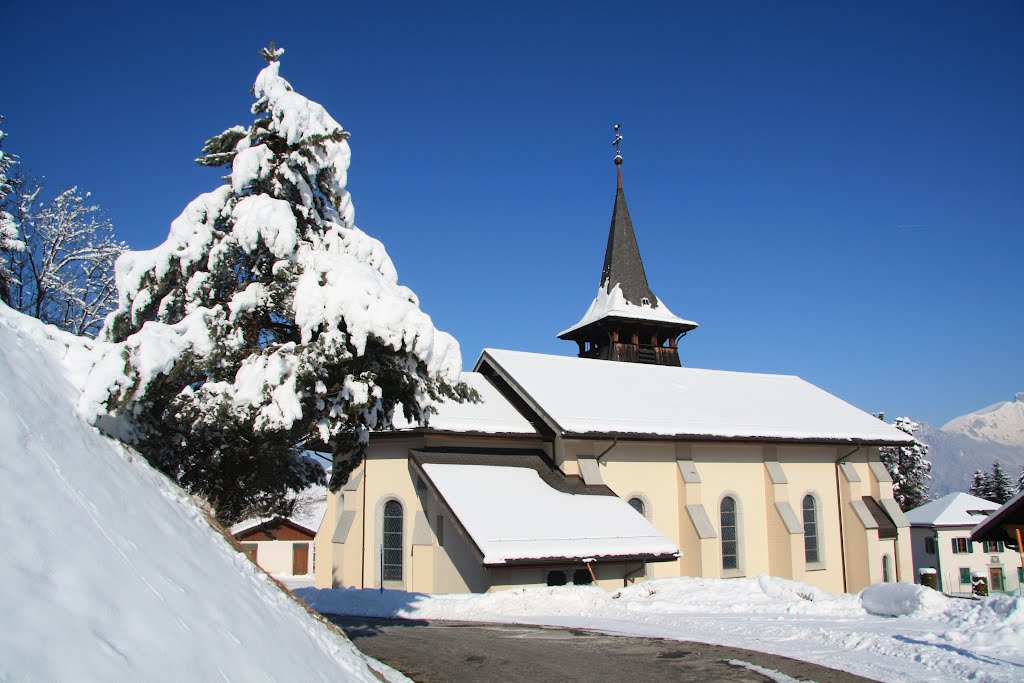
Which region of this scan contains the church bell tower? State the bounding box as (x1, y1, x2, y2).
(557, 125, 698, 366)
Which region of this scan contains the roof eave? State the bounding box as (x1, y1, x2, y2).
(483, 552, 681, 567)
(560, 430, 914, 447)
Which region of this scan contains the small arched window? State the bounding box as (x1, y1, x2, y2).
(802, 494, 820, 565)
(720, 496, 739, 572)
(628, 497, 646, 518)
(882, 554, 892, 583)
(382, 500, 404, 585)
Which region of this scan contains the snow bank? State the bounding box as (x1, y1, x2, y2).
(934, 595, 1024, 652)
(860, 582, 952, 617)
(296, 575, 1024, 682)
(0, 304, 375, 682)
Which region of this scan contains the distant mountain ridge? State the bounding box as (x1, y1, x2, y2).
(940, 392, 1024, 446)
(916, 392, 1024, 497)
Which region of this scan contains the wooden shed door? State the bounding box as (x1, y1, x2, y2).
(292, 543, 310, 575)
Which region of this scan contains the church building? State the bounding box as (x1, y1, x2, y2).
(314, 135, 915, 595)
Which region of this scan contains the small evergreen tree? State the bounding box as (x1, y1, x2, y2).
(989, 461, 1014, 504)
(83, 45, 471, 524)
(878, 416, 932, 511)
(1017, 464, 1024, 495)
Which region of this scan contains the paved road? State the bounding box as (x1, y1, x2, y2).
(327, 616, 876, 683)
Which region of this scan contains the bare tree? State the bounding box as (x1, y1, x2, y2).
(0, 114, 24, 303)
(4, 178, 127, 336)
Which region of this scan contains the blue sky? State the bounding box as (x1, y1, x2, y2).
(5, 1, 1022, 426)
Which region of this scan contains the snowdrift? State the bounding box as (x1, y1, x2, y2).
(0, 304, 374, 682)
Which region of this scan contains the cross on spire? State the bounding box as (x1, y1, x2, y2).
(612, 123, 624, 187)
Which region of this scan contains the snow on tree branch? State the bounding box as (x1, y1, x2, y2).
(81, 49, 472, 522)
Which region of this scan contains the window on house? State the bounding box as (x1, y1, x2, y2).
(628, 497, 646, 518)
(924, 537, 935, 554)
(382, 500, 404, 584)
(882, 555, 892, 583)
(951, 538, 971, 554)
(959, 568, 971, 584)
(802, 494, 820, 565)
(720, 496, 739, 572)
(982, 541, 1004, 553)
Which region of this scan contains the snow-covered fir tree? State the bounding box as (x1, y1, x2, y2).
(1017, 464, 1024, 495)
(0, 115, 24, 304)
(969, 469, 988, 499)
(877, 415, 931, 511)
(4, 180, 127, 336)
(82, 45, 471, 523)
(988, 461, 1014, 504)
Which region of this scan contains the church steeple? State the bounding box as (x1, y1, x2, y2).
(558, 126, 698, 366)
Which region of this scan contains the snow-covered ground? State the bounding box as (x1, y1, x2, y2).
(0, 304, 376, 681)
(297, 576, 1024, 683)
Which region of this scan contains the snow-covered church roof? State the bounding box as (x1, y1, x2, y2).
(476, 349, 915, 444)
(905, 492, 1000, 528)
(411, 452, 679, 565)
(390, 372, 538, 435)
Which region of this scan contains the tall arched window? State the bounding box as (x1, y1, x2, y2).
(720, 496, 739, 572)
(882, 554, 892, 583)
(802, 494, 820, 565)
(628, 497, 646, 517)
(382, 500, 404, 585)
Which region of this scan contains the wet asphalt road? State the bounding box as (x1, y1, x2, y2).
(327, 616, 877, 683)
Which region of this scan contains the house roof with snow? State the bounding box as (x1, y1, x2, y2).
(389, 372, 539, 436)
(230, 485, 328, 537)
(410, 450, 680, 565)
(905, 492, 1000, 528)
(475, 348, 916, 445)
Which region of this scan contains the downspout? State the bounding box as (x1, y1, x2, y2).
(834, 445, 861, 594)
(361, 462, 368, 589)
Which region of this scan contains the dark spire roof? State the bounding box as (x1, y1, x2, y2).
(600, 186, 659, 307)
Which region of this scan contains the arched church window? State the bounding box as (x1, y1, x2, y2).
(628, 497, 646, 517)
(382, 500, 404, 585)
(803, 494, 820, 565)
(720, 496, 740, 572)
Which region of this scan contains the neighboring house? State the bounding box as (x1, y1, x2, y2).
(906, 492, 1022, 595)
(314, 155, 916, 595)
(233, 487, 327, 578)
(971, 488, 1024, 593)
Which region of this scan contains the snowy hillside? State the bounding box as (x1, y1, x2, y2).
(0, 304, 375, 682)
(941, 393, 1024, 446)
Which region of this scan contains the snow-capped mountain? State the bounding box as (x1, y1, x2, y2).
(916, 393, 1024, 497)
(940, 392, 1024, 446)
